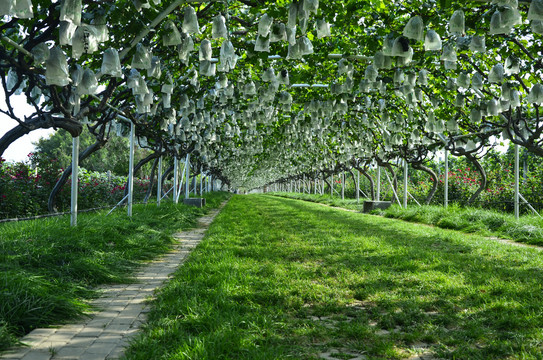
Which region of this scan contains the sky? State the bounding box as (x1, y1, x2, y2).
(0, 92, 54, 163)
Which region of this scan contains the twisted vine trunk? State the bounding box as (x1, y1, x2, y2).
(160, 165, 174, 198)
(0, 116, 83, 158)
(48, 137, 108, 213)
(377, 160, 397, 196)
(322, 172, 332, 193)
(122, 152, 161, 199)
(354, 166, 375, 200)
(347, 169, 357, 199)
(143, 156, 160, 204)
(466, 154, 487, 205)
(411, 162, 438, 205)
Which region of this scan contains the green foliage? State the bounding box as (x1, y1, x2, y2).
(0, 322, 17, 351)
(409, 148, 543, 213)
(0, 156, 158, 219)
(124, 195, 543, 359)
(33, 129, 152, 177)
(4, 0, 543, 192)
(0, 192, 231, 351)
(0, 155, 60, 218)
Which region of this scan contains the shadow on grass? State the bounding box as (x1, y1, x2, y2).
(125, 195, 543, 360)
(251, 196, 543, 357)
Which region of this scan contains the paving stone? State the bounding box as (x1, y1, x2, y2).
(93, 312, 120, 321)
(50, 330, 78, 339)
(78, 353, 108, 360)
(84, 342, 117, 355)
(35, 342, 66, 351)
(52, 346, 86, 358)
(108, 316, 135, 326)
(26, 329, 57, 338)
(20, 351, 52, 360)
(105, 346, 124, 360)
(96, 333, 122, 343)
(77, 327, 103, 338)
(105, 324, 131, 333)
(19, 337, 46, 348)
(85, 319, 110, 329)
(3, 202, 227, 360)
(0, 349, 30, 360)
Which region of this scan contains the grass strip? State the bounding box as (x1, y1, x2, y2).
(272, 192, 543, 247)
(270, 191, 366, 211)
(0, 191, 231, 352)
(124, 194, 543, 359)
(381, 203, 543, 246)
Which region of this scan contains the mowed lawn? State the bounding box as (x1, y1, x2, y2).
(124, 195, 543, 360)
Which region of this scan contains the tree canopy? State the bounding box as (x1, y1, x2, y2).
(33, 129, 152, 176)
(1, 0, 542, 191)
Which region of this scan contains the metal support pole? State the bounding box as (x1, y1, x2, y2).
(444, 149, 449, 208)
(176, 163, 185, 203)
(514, 143, 520, 219)
(341, 173, 345, 200)
(70, 136, 79, 227)
(385, 169, 402, 207)
(519, 193, 542, 218)
(356, 170, 360, 204)
(157, 156, 162, 206)
(127, 122, 135, 217)
(376, 166, 381, 201)
(185, 153, 190, 199)
(330, 175, 333, 197)
(192, 174, 196, 194)
(200, 166, 203, 195)
(173, 157, 179, 204)
(403, 159, 408, 208)
(408, 190, 422, 206)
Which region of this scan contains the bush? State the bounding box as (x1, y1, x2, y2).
(0, 321, 17, 350)
(0, 155, 171, 219)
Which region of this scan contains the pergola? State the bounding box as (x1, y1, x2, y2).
(1, 0, 543, 224)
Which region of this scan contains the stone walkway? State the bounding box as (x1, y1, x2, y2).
(1, 203, 226, 360)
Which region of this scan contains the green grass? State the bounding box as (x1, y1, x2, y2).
(124, 195, 543, 359)
(272, 192, 543, 247)
(0, 191, 231, 352)
(270, 192, 366, 211)
(381, 204, 543, 246)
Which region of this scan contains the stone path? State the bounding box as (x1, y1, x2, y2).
(1, 203, 226, 360)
